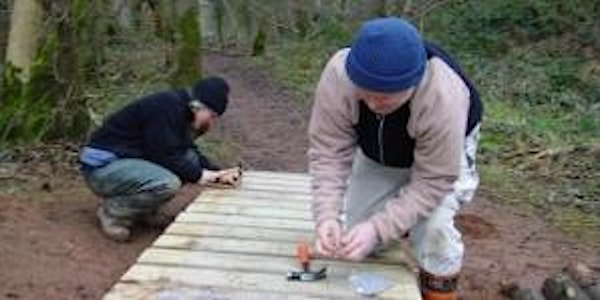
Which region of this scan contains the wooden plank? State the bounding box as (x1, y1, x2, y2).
(239, 183, 311, 194)
(243, 171, 310, 180)
(152, 235, 298, 255)
(203, 188, 312, 200)
(201, 189, 312, 202)
(105, 283, 334, 300)
(241, 176, 311, 188)
(185, 202, 313, 220)
(152, 235, 408, 265)
(118, 264, 419, 299)
(175, 212, 314, 230)
(242, 176, 310, 186)
(137, 248, 409, 276)
(244, 171, 311, 180)
(239, 177, 312, 191)
(189, 197, 310, 211)
(240, 182, 310, 193)
(165, 223, 313, 242)
(105, 171, 421, 300)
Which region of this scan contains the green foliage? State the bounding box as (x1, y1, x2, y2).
(197, 129, 240, 167)
(424, 1, 600, 224)
(419, 2, 599, 219)
(0, 0, 105, 144)
(422, 1, 600, 58)
(476, 47, 599, 154)
(253, 17, 354, 100)
(249, 0, 600, 238)
(83, 28, 172, 125)
(251, 25, 266, 56)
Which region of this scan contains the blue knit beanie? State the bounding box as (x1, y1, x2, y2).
(346, 17, 426, 93)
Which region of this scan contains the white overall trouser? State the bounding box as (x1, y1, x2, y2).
(344, 126, 480, 276)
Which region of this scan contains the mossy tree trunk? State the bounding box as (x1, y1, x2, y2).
(4, 0, 43, 81)
(49, 0, 102, 139)
(169, 0, 202, 86)
(1, 0, 54, 142)
(0, 0, 99, 143)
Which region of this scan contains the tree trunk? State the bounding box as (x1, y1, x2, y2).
(4, 0, 44, 81)
(1, 0, 54, 142)
(112, 0, 132, 30)
(291, 2, 310, 38)
(49, 0, 99, 139)
(170, 0, 202, 86)
(199, 0, 218, 44)
(0, 2, 12, 61)
(1, 0, 96, 143)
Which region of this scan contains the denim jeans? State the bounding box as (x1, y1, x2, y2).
(83, 159, 182, 223)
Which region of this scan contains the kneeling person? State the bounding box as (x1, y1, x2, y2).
(309, 18, 482, 299)
(80, 77, 240, 242)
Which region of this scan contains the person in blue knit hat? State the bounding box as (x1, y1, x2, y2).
(79, 77, 242, 242)
(308, 17, 482, 299)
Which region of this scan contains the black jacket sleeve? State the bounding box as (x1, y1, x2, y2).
(194, 147, 221, 171)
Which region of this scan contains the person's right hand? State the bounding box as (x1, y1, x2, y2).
(216, 167, 242, 186)
(315, 219, 342, 258)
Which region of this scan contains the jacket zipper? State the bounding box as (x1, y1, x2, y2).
(377, 114, 385, 164)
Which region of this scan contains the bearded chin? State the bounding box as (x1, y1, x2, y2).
(191, 123, 210, 139)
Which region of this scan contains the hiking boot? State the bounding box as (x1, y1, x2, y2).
(96, 207, 131, 242)
(420, 269, 459, 300)
(139, 212, 174, 229)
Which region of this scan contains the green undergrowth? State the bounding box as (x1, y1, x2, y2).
(250, 1, 600, 242)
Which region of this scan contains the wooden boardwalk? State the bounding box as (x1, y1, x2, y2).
(104, 171, 421, 299)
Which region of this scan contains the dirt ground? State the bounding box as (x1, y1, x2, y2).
(0, 54, 598, 300)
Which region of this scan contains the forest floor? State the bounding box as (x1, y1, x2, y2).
(0, 54, 598, 300)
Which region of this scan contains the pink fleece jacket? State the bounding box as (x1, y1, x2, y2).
(308, 49, 470, 245)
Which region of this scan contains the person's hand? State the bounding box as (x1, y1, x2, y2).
(198, 168, 242, 187)
(339, 221, 379, 261)
(216, 167, 242, 186)
(315, 219, 342, 258)
(198, 170, 221, 185)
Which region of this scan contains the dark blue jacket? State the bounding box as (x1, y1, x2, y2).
(84, 89, 219, 182)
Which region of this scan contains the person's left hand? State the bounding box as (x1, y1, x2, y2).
(339, 221, 379, 261)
